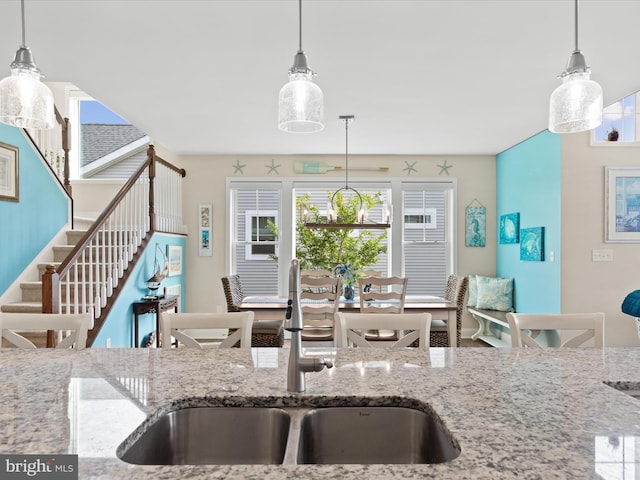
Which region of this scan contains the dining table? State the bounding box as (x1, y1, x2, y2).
(237, 295, 459, 347)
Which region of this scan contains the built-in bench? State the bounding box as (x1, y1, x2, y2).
(468, 307, 512, 347)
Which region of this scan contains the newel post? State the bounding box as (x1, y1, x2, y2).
(42, 265, 60, 347)
(147, 145, 156, 232)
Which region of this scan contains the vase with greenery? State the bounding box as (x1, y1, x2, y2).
(268, 191, 387, 297)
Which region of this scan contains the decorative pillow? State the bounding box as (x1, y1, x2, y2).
(475, 276, 514, 312)
(467, 274, 478, 307)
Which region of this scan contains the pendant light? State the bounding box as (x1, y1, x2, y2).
(304, 115, 391, 230)
(548, 0, 602, 133)
(0, 0, 55, 130)
(278, 0, 324, 133)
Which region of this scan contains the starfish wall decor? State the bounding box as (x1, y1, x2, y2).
(232, 159, 246, 175)
(403, 160, 418, 175)
(266, 159, 281, 175)
(437, 159, 453, 176)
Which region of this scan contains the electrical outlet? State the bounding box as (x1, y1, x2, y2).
(592, 249, 613, 262)
(106, 338, 111, 348)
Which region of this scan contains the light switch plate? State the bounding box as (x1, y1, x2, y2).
(592, 249, 613, 262)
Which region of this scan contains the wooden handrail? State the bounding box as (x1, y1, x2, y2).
(56, 153, 152, 276)
(41, 144, 186, 347)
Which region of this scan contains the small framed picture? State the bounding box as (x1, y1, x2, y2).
(198, 203, 213, 256)
(499, 213, 520, 244)
(0, 142, 19, 202)
(605, 167, 640, 243)
(465, 206, 486, 247)
(168, 245, 183, 276)
(520, 227, 544, 261)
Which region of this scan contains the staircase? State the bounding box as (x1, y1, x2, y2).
(1, 224, 93, 315)
(1, 145, 186, 346)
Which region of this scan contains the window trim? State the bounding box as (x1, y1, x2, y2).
(244, 209, 278, 260)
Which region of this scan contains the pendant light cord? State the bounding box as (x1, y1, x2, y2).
(20, 0, 26, 48)
(344, 118, 349, 188)
(574, 0, 579, 51)
(298, 0, 303, 53)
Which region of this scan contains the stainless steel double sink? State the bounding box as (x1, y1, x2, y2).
(118, 402, 460, 465)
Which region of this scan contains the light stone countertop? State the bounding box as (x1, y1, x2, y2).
(1, 346, 640, 479)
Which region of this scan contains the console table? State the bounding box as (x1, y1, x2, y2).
(132, 295, 179, 347)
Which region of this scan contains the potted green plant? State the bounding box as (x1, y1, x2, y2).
(268, 191, 387, 299)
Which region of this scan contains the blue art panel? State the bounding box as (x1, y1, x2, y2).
(465, 206, 486, 247)
(520, 227, 544, 261)
(499, 213, 520, 244)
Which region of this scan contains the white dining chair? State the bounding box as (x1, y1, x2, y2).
(0, 312, 92, 350)
(506, 312, 605, 348)
(358, 276, 408, 314)
(335, 312, 431, 348)
(160, 311, 254, 349)
(300, 273, 342, 342)
(358, 276, 408, 341)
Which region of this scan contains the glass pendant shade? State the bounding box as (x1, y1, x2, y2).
(0, 65, 55, 129)
(278, 71, 324, 133)
(549, 70, 602, 133)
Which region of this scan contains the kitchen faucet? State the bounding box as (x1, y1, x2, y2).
(285, 259, 333, 392)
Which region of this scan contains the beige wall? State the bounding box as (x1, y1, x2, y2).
(179, 154, 496, 333)
(562, 133, 640, 346)
(71, 179, 124, 219)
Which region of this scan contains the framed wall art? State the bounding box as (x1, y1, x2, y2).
(198, 203, 212, 256)
(465, 201, 486, 247)
(168, 245, 183, 276)
(520, 227, 544, 261)
(499, 212, 520, 244)
(0, 142, 19, 202)
(605, 167, 640, 242)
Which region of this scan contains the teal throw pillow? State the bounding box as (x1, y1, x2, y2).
(475, 276, 514, 312)
(467, 274, 478, 307)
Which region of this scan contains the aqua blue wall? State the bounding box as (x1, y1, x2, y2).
(92, 233, 186, 347)
(0, 124, 69, 296)
(496, 130, 561, 313)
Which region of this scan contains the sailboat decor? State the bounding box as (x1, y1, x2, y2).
(144, 243, 169, 299)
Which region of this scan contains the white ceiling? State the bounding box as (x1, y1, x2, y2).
(2, 0, 639, 157)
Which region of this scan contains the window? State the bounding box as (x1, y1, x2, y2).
(227, 179, 455, 297)
(593, 91, 640, 144)
(244, 210, 277, 260)
(229, 184, 280, 295)
(402, 186, 453, 296)
(294, 183, 391, 275)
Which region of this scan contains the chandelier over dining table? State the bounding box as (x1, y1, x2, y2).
(303, 115, 392, 230)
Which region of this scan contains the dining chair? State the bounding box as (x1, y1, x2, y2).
(430, 274, 469, 347)
(506, 312, 605, 348)
(301, 269, 334, 277)
(0, 312, 92, 350)
(360, 269, 383, 293)
(358, 276, 408, 341)
(221, 274, 284, 347)
(335, 312, 431, 348)
(358, 276, 408, 314)
(300, 272, 342, 342)
(160, 311, 254, 349)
